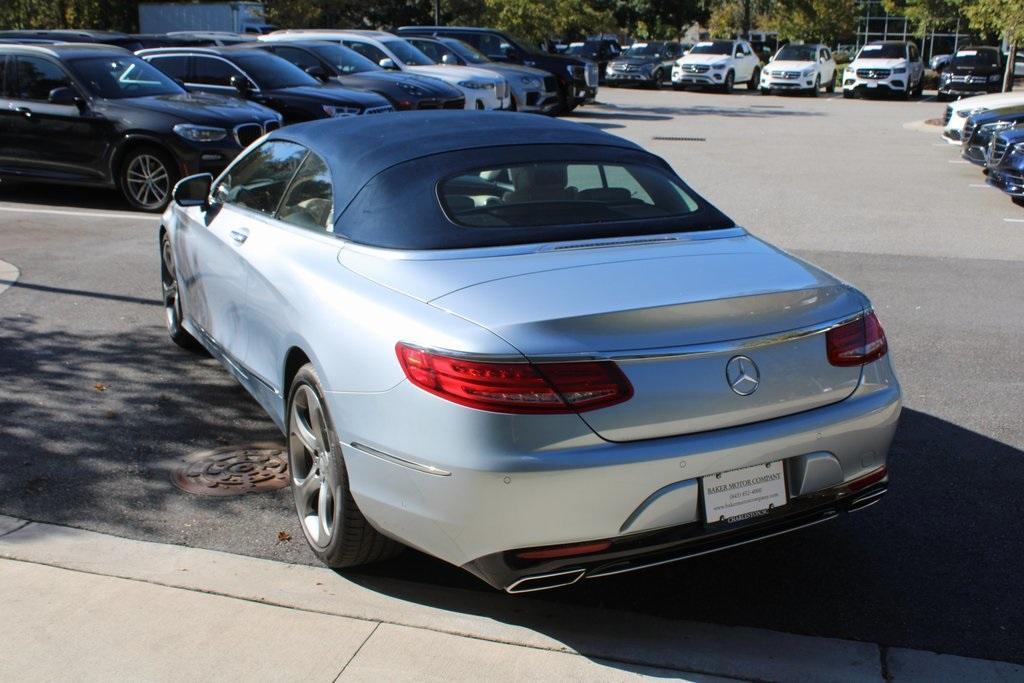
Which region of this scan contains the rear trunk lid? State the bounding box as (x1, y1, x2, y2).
(340, 234, 866, 441)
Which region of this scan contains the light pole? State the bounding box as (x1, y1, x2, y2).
(434, 0, 440, 25)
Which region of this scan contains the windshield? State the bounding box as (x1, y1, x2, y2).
(623, 43, 663, 58)
(309, 44, 378, 74)
(950, 49, 1000, 68)
(382, 39, 435, 66)
(567, 43, 597, 57)
(441, 38, 490, 65)
(441, 161, 700, 228)
(857, 44, 905, 60)
(232, 53, 319, 88)
(689, 40, 733, 55)
(68, 56, 184, 99)
(776, 44, 817, 61)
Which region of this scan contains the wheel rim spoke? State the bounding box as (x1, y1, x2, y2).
(317, 480, 333, 541)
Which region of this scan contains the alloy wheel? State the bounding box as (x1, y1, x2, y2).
(289, 384, 338, 548)
(161, 237, 182, 331)
(125, 153, 170, 210)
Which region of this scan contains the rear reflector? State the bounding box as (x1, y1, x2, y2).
(396, 343, 633, 414)
(847, 466, 888, 492)
(516, 541, 613, 560)
(826, 312, 888, 367)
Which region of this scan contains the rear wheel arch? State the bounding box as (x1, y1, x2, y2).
(110, 135, 180, 181)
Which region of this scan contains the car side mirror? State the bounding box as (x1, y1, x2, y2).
(305, 65, 329, 82)
(378, 57, 397, 70)
(49, 86, 83, 109)
(229, 75, 251, 95)
(173, 173, 213, 210)
(503, 47, 521, 63)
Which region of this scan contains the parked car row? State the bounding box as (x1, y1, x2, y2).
(0, 25, 607, 211)
(943, 91, 1024, 206)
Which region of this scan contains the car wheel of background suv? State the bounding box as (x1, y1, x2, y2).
(721, 71, 735, 93)
(652, 69, 664, 89)
(748, 67, 760, 90)
(120, 146, 179, 212)
(811, 75, 821, 97)
(287, 363, 403, 568)
(913, 74, 924, 98)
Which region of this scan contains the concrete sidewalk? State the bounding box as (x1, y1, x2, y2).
(0, 515, 1020, 682)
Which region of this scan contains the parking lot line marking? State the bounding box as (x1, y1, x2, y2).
(1004, 218, 1024, 223)
(0, 205, 157, 220)
(948, 160, 970, 164)
(969, 184, 990, 188)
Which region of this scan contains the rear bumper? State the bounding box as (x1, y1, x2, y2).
(335, 358, 901, 588)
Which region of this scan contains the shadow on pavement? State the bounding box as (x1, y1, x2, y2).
(0, 181, 133, 212)
(344, 407, 1024, 667)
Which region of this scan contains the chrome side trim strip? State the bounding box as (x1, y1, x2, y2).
(349, 441, 451, 477)
(585, 511, 839, 580)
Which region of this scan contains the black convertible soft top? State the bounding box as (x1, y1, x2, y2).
(267, 112, 735, 249)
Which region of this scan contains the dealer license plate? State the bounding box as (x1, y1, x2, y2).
(867, 82, 878, 88)
(702, 461, 787, 524)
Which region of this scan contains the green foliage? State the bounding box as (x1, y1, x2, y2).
(959, 0, 1024, 44)
(881, 0, 957, 36)
(765, 0, 857, 44)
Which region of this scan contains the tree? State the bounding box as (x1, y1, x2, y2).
(766, 0, 857, 44)
(960, 0, 1024, 91)
(881, 0, 957, 37)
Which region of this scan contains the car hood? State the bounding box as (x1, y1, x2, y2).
(478, 62, 550, 79)
(283, 84, 391, 107)
(951, 91, 1024, 114)
(677, 53, 731, 66)
(116, 92, 275, 124)
(611, 56, 664, 67)
(947, 63, 1001, 76)
(407, 64, 501, 83)
(346, 71, 460, 96)
(850, 57, 906, 69)
(971, 105, 1024, 126)
(767, 60, 815, 71)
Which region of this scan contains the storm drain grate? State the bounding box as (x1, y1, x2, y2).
(172, 444, 289, 496)
(652, 136, 706, 142)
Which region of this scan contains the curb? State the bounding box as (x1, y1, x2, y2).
(0, 258, 18, 296)
(0, 516, 1020, 682)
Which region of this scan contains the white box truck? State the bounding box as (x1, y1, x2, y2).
(138, 2, 274, 34)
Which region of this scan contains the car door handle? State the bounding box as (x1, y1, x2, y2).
(230, 229, 249, 244)
(14, 106, 32, 118)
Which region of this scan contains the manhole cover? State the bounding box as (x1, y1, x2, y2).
(172, 444, 289, 496)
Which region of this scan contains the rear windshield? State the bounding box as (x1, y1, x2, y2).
(440, 161, 700, 228)
(857, 44, 905, 60)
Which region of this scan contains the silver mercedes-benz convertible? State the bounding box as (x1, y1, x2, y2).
(160, 112, 900, 593)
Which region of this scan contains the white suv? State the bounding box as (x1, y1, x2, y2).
(760, 43, 836, 96)
(262, 30, 511, 110)
(671, 39, 761, 93)
(842, 41, 924, 99)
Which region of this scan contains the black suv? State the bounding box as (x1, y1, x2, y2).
(138, 46, 394, 124)
(0, 44, 282, 211)
(937, 46, 1005, 101)
(397, 26, 597, 111)
(253, 41, 465, 110)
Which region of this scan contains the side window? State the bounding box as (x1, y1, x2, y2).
(344, 41, 388, 64)
(213, 141, 308, 215)
(413, 40, 445, 63)
(908, 44, 919, 61)
(278, 152, 333, 231)
(477, 33, 505, 58)
(0, 55, 6, 96)
(191, 56, 244, 87)
(13, 56, 71, 101)
(147, 55, 189, 81)
(273, 46, 319, 71)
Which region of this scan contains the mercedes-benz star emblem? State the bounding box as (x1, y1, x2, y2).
(726, 355, 760, 396)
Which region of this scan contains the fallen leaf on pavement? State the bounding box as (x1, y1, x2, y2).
(94, 383, 107, 392)
(277, 531, 291, 543)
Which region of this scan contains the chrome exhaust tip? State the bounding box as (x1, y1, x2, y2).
(505, 568, 586, 594)
(848, 486, 887, 512)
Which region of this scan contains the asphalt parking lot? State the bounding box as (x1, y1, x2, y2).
(1, 87, 1022, 665)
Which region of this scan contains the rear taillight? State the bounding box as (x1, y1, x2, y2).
(826, 312, 888, 367)
(396, 343, 633, 414)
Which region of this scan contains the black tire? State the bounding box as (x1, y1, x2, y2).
(721, 70, 734, 93)
(287, 364, 402, 568)
(811, 75, 821, 97)
(119, 145, 178, 212)
(913, 74, 924, 98)
(759, 87, 770, 95)
(1012, 196, 1024, 208)
(826, 75, 835, 93)
(651, 69, 664, 89)
(159, 232, 203, 352)
(672, 83, 685, 91)
(747, 67, 760, 90)
(843, 89, 854, 99)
